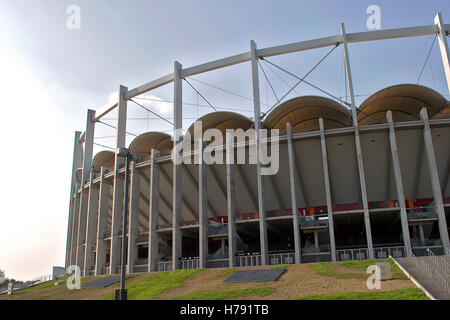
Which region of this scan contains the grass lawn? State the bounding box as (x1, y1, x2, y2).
(298, 287, 429, 300)
(101, 269, 202, 300)
(175, 287, 274, 300)
(311, 258, 407, 280)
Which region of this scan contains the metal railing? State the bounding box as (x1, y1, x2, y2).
(179, 258, 200, 270)
(299, 215, 328, 228)
(427, 248, 450, 275)
(208, 224, 228, 236)
(156, 261, 172, 272)
(268, 253, 295, 265)
(336, 248, 369, 261)
(407, 206, 438, 221)
(235, 254, 262, 267)
(302, 245, 330, 255)
(374, 246, 406, 259)
(411, 239, 442, 248)
(413, 250, 450, 294)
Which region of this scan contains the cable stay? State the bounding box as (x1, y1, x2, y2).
(130, 99, 174, 126)
(257, 59, 279, 105)
(260, 43, 340, 117)
(417, 35, 437, 84)
(133, 96, 253, 113)
(184, 78, 217, 112)
(97, 120, 137, 137)
(189, 77, 269, 107)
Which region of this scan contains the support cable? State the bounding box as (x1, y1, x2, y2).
(257, 58, 279, 103)
(94, 143, 116, 151)
(417, 35, 437, 84)
(261, 43, 339, 117)
(184, 78, 217, 112)
(97, 120, 137, 137)
(189, 77, 269, 107)
(134, 97, 253, 113)
(130, 99, 174, 126)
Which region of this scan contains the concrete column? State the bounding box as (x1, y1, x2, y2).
(286, 123, 301, 263)
(76, 109, 95, 270)
(84, 171, 100, 276)
(386, 111, 412, 257)
(318, 118, 337, 261)
(341, 23, 374, 259)
(110, 85, 128, 274)
(172, 61, 183, 270)
(70, 183, 81, 266)
(148, 150, 160, 272)
(95, 167, 110, 275)
(420, 108, 450, 253)
(314, 231, 319, 250)
(127, 161, 140, 273)
(250, 40, 268, 265)
(66, 131, 83, 268)
(199, 142, 208, 269)
(419, 225, 425, 243)
(226, 133, 237, 267)
(435, 13, 450, 94)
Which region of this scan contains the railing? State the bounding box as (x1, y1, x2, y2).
(179, 258, 200, 270)
(427, 248, 450, 275)
(299, 215, 328, 228)
(302, 245, 330, 255)
(374, 246, 405, 258)
(235, 254, 262, 267)
(268, 253, 295, 265)
(411, 239, 442, 248)
(104, 267, 111, 274)
(413, 251, 450, 294)
(156, 261, 172, 272)
(336, 248, 369, 261)
(407, 207, 438, 221)
(208, 224, 228, 236)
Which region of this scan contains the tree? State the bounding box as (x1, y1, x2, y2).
(0, 269, 5, 285)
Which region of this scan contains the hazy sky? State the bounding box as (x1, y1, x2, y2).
(0, 0, 449, 281)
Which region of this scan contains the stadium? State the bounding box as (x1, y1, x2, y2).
(65, 14, 450, 277)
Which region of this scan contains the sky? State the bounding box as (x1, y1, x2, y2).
(0, 0, 449, 281)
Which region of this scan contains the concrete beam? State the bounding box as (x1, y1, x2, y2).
(227, 133, 237, 267)
(109, 85, 128, 274)
(149, 150, 161, 272)
(84, 171, 100, 275)
(318, 119, 337, 261)
(386, 111, 412, 257)
(435, 13, 450, 94)
(286, 123, 301, 263)
(420, 108, 450, 253)
(127, 162, 140, 273)
(95, 168, 110, 275)
(199, 143, 208, 268)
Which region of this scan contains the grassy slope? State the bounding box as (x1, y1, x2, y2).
(1, 259, 425, 300)
(298, 287, 429, 300)
(311, 258, 407, 280)
(101, 269, 202, 300)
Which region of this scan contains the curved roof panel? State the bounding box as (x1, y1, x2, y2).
(358, 84, 448, 125)
(185, 111, 253, 146)
(92, 150, 115, 173)
(263, 96, 352, 134)
(129, 131, 173, 157)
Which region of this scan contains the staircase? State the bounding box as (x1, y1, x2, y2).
(395, 253, 450, 300)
